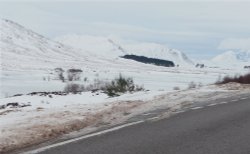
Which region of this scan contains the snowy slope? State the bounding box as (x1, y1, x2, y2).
(54, 34, 127, 58)
(211, 50, 250, 67)
(55, 35, 194, 66)
(0, 19, 90, 70)
(123, 42, 194, 66)
(1, 19, 139, 71)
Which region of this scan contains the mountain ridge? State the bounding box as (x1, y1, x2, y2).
(55, 34, 194, 66)
(211, 50, 250, 67)
(1, 18, 194, 71)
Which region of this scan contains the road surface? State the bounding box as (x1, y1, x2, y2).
(32, 96, 250, 154)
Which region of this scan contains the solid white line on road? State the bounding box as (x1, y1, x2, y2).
(207, 103, 217, 107)
(191, 106, 203, 110)
(23, 120, 144, 154)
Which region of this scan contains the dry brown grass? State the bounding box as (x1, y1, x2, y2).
(0, 101, 144, 154)
(217, 73, 250, 84)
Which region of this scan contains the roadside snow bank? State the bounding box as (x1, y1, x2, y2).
(0, 83, 250, 153)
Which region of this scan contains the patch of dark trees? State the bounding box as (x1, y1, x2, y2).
(121, 55, 175, 67)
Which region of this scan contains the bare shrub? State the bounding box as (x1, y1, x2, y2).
(195, 63, 205, 68)
(63, 74, 144, 96)
(104, 74, 144, 97)
(188, 81, 196, 89)
(85, 79, 109, 91)
(59, 74, 65, 82)
(64, 83, 84, 94)
(173, 86, 180, 90)
(84, 84, 94, 91)
(55, 68, 64, 72)
(198, 82, 203, 88)
(135, 85, 144, 91)
(67, 69, 82, 81)
(54, 68, 65, 82)
(84, 77, 88, 82)
(216, 73, 250, 84)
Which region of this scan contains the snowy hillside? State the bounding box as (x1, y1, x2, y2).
(54, 35, 127, 58)
(55, 35, 194, 67)
(0, 19, 90, 70)
(211, 50, 250, 67)
(123, 42, 194, 66)
(1, 18, 193, 71)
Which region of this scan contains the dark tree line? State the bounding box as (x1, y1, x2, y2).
(121, 55, 175, 67)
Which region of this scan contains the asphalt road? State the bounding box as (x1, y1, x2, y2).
(36, 96, 250, 154)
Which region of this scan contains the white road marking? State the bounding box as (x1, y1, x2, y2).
(23, 120, 144, 154)
(231, 99, 238, 102)
(175, 110, 185, 114)
(218, 101, 228, 105)
(147, 116, 159, 121)
(191, 106, 203, 110)
(240, 97, 247, 100)
(207, 103, 217, 107)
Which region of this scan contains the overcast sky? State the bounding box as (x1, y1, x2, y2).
(1, 1, 250, 59)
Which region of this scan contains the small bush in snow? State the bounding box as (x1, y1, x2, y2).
(188, 81, 197, 89)
(173, 86, 180, 90)
(104, 74, 144, 97)
(63, 74, 144, 96)
(84, 77, 88, 82)
(59, 73, 65, 82)
(198, 82, 203, 88)
(67, 69, 82, 81)
(64, 83, 84, 94)
(85, 79, 109, 91)
(195, 63, 205, 68)
(54, 68, 65, 82)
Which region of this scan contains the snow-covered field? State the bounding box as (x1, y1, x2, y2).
(1, 83, 250, 153)
(2, 66, 246, 98)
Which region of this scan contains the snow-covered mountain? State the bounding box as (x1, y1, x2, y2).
(0, 19, 88, 70)
(211, 50, 250, 67)
(54, 35, 127, 58)
(55, 35, 194, 66)
(1, 18, 193, 71)
(123, 42, 194, 66)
